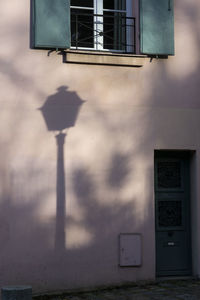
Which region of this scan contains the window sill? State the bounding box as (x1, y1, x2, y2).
(64, 50, 146, 67)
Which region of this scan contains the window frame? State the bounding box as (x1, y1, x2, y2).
(32, 0, 174, 58)
(70, 0, 135, 53)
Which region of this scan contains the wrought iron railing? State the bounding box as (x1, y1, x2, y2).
(71, 11, 136, 53)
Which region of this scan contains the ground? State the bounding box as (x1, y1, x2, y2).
(33, 279, 200, 300)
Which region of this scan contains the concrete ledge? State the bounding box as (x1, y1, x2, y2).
(64, 50, 146, 67)
(1, 286, 32, 300)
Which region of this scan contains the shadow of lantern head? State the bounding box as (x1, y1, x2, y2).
(40, 86, 85, 132)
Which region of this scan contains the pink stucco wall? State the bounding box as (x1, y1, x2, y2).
(0, 0, 200, 294)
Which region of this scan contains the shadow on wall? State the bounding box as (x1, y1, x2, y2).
(39, 86, 85, 251)
(0, 82, 153, 290)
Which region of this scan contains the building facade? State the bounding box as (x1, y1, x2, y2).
(0, 0, 200, 294)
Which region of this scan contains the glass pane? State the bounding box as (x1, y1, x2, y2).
(157, 161, 182, 189)
(71, 9, 94, 48)
(158, 200, 182, 227)
(103, 0, 126, 10)
(71, 0, 93, 8)
(103, 12, 126, 50)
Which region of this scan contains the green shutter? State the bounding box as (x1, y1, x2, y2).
(140, 0, 174, 55)
(33, 0, 70, 49)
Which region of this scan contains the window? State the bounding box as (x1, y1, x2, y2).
(70, 0, 135, 53)
(32, 0, 175, 57)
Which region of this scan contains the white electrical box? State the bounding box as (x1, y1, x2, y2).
(119, 233, 142, 267)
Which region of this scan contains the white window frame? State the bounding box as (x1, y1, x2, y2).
(70, 0, 134, 53)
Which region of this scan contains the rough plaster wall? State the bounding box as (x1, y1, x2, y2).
(0, 0, 199, 293)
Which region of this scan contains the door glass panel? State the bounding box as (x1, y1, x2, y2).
(71, 0, 94, 7)
(157, 161, 181, 189)
(103, 0, 126, 10)
(158, 200, 182, 227)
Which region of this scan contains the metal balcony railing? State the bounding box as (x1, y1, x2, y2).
(71, 11, 136, 53)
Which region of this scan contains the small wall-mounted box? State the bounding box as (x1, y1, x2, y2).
(119, 233, 142, 267)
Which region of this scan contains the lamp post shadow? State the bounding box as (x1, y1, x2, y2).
(39, 86, 85, 252)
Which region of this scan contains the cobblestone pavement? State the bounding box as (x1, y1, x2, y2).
(34, 279, 200, 300)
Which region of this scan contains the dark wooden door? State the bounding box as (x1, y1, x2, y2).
(155, 151, 191, 276)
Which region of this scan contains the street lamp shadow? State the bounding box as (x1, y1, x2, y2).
(39, 85, 85, 252)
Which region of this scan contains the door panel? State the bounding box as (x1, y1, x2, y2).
(155, 151, 191, 276)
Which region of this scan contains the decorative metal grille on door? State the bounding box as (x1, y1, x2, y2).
(158, 200, 182, 227)
(157, 161, 181, 189)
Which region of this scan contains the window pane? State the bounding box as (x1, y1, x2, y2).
(103, 12, 126, 50)
(103, 0, 126, 10)
(71, 9, 94, 48)
(71, 0, 93, 7)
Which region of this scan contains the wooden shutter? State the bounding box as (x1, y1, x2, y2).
(33, 0, 70, 49)
(140, 0, 174, 55)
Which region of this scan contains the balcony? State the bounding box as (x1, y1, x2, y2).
(70, 10, 136, 54)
